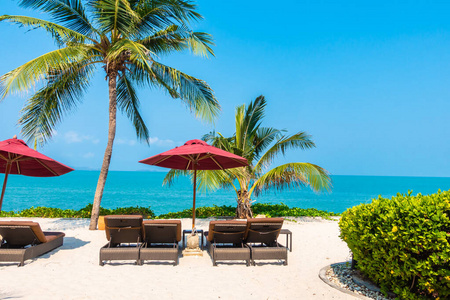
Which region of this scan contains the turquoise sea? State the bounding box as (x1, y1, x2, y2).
(1, 171, 450, 215)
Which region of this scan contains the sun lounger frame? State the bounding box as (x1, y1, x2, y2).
(245, 218, 288, 266)
(139, 220, 181, 266)
(205, 221, 251, 266)
(0, 224, 65, 267)
(99, 215, 143, 266)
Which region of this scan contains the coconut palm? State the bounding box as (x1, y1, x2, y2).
(0, 0, 220, 229)
(164, 96, 331, 218)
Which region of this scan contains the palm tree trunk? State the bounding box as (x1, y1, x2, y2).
(89, 73, 118, 230)
(236, 190, 253, 219)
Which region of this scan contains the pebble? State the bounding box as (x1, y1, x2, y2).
(325, 263, 394, 300)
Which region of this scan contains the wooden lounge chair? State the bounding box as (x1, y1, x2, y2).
(140, 220, 181, 266)
(205, 220, 250, 266)
(99, 215, 144, 266)
(244, 218, 288, 266)
(0, 221, 65, 267)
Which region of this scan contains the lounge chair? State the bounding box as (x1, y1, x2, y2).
(244, 218, 288, 266)
(99, 215, 144, 266)
(0, 221, 65, 266)
(140, 220, 181, 266)
(205, 220, 250, 266)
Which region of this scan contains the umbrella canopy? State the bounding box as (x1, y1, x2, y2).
(139, 139, 248, 228)
(0, 136, 74, 211)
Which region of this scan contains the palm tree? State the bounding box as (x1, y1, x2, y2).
(164, 96, 331, 218)
(0, 0, 220, 229)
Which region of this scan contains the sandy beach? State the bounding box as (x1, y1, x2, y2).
(0, 217, 357, 300)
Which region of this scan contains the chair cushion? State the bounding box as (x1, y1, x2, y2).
(104, 215, 144, 242)
(143, 220, 182, 242)
(245, 218, 284, 242)
(207, 220, 247, 242)
(0, 221, 47, 243)
(44, 231, 66, 242)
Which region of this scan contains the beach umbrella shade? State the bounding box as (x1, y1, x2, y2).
(139, 139, 248, 228)
(0, 136, 74, 211)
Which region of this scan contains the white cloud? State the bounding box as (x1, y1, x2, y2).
(82, 152, 95, 158)
(147, 137, 175, 147)
(64, 131, 98, 144)
(116, 138, 137, 146)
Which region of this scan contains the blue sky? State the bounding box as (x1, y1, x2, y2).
(0, 0, 449, 176)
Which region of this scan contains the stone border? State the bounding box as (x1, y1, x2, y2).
(318, 263, 372, 299)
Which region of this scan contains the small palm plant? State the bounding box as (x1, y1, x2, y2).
(164, 96, 331, 218)
(0, 0, 220, 229)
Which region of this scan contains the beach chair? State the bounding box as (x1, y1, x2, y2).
(244, 218, 288, 266)
(0, 221, 65, 267)
(99, 215, 144, 266)
(205, 220, 251, 266)
(139, 220, 181, 266)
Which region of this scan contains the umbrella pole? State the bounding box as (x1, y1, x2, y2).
(192, 168, 197, 229)
(0, 162, 12, 211)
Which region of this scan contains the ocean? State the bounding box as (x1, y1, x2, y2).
(1, 171, 450, 215)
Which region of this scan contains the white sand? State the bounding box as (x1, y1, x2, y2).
(0, 217, 355, 300)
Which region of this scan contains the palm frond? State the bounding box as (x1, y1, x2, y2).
(253, 127, 283, 158)
(139, 24, 186, 53)
(163, 168, 236, 194)
(139, 25, 214, 57)
(255, 132, 316, 171)
(106, 39, 154, 70)
(186, 31, 214, 57)
(163, 169, 189, 187)
(17, 0, 95, 35)
(133, 0, 202, 33)
(0, 46, 92, 100)
(19, 60, 96, 145)
(0, 15, 91, 46)
(90, 0, 141, 38)
(234, 103, 245, 150)
(116, 75, 150, 142)
(211, 134, 244, 158)
(242, 95, 266, 147)
(150, 61, 220, 123)
(234, 95, 266, 153)
(250, 163, 331, 197)
(196, 169, 235, 193)
(201, 130, 216, 143)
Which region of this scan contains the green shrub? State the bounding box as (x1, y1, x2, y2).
(0, 204, 155, 219)
(157, 205, 236, 219)
(339, 190, 450, 299)
(0, 203, 336, 219)
(252, 203, 338, 218)
(157, 203, 338, 219)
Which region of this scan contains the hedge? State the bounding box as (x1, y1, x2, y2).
(339, 190, 450, 299)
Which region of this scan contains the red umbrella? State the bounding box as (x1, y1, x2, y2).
(0, 136, 74, 211)
(139, 139, 248, 228)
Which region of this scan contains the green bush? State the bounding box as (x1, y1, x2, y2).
(0, 203, 337, 219)
(339, 190, 450, 299)
(252, 203, 338, 218)
(157, 205, 236, 219)
(0, 204, 155, 219)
